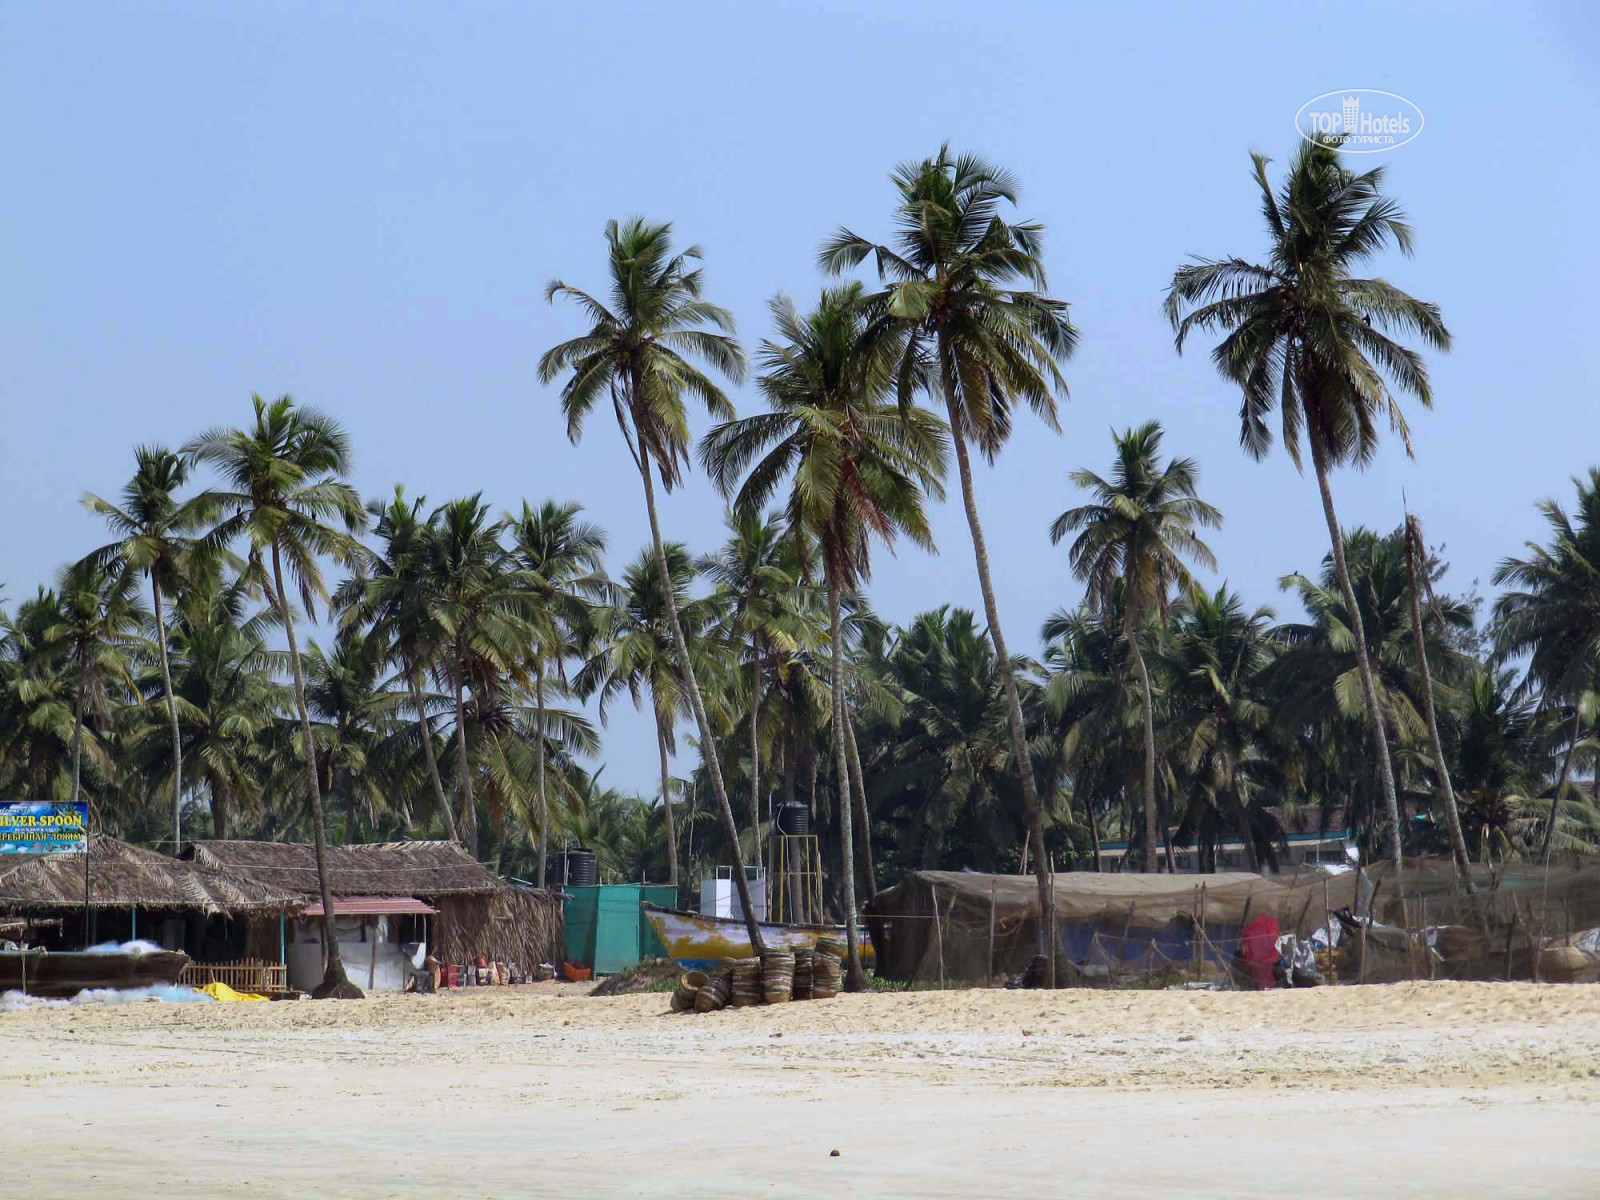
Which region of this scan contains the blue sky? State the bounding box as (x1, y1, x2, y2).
(2, 1, 1596, 797)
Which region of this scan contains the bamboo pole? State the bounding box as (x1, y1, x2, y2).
(988, 879, 997, 987)
(932, 884, 945, 990)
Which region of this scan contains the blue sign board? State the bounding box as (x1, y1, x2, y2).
(0, 801, 88, 854)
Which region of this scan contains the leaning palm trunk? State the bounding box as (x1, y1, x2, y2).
(407, 664, 459, 844)
(749, 647, 763, 868)
(535, 661, 549, 887)
(1403, 522, 1474, 888)
(827, 577, 867, 990)
(1124, 601, 1161, 874)
(1310, 436, 1404, 872)
(947, 426, 1056, 984)
(271, 543, 356, 996)
(452, 677, 477, 856)
(1541, 707, 1583, 864)
(842, 715, 876, 897)
(151, 575, 183, 849)
(654, 709, 680, 888)
(637, 457, 763, 952)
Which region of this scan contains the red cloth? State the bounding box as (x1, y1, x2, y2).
(1241, 914, 1281, 990)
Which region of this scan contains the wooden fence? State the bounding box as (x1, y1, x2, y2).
(179, 958, 290, 995)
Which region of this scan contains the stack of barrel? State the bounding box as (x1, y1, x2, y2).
(669, 942, 846, 1014)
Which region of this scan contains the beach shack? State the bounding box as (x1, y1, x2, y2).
(185, 839, 564, 991)
(0, 833, 300, 990)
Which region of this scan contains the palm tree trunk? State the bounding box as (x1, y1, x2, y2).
(1124, 600, 1161, 874)
(842, 715, 876, 897)
(270, 542, 354, 996)
(1541, 706, 1583, 863)
(1404, 523, 1474, 889)
(1157, 776, 1178, 874)
(1087, 791, 1102, 873)
(636, 454, 764, 953)
(150, 574, 183, 850)
(749, 645, 763, 869)
(71, 662, 86, 806)
(1309, 434, 1404, 872)
(342, 764, 358, 845)
(535, 660, 549, 888)
(453, 675, 476, 856)
(407, 664, 459, 844)
(1232, 791, 1259, 873)
(212, 777, 231, 840)
(945, 416, 1056, 986)
(655, 709, 680, 888)
(827, 576, 867, 991)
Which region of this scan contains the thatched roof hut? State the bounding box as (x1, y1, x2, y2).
(184, 839, 564, 975)
(0, 833, 296, 916)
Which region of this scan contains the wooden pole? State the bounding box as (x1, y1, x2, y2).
(931, 884, 946, 990)
(988, 879, 997, 987)
(1322, 880, 1335, 984)
(1191, 885, 1203, 981)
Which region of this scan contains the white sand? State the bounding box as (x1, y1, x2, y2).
(3, 981, 1597, 1197)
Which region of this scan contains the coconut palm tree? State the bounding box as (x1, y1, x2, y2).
(421, 495, 530, 857)
(539, 217, 763, 948)
(303, 627, 399, 843)
(185, 394, 369, 998)
(50, 559, 149, 812)
(576, 544, 723, 889)
(1492, 468, 1600, 861)
(698, 509, 800, 868)
(1164, 137, 1451, 869)
(700, 284, 947, 989)
(505, 499, 609, 888)
(334, 487, 460, 842)
(821, 148, 1077, 972)
(0, 588, 103, 804)
(1050, 421, 1220, 871)
(82, 446, 219, 849)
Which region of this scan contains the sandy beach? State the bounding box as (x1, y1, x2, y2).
(3, 980, 1597, 1197)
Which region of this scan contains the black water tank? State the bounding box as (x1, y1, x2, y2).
(775, 802, 810, 836)
(556, 848, 598, 888)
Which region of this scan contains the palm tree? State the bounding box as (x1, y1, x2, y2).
(506, 499, 609, 888)
(539, 217, 763, 948)
(1, 589, 105, 804)
(335, 487, 460, 842)
(576, 544, 723, 890)
(698, 509, 799, 869)
(51, 559, 148, 812)
(1161, 587, 1280, 872)
(1165, 137, 1451, 870)
(1050, 421, 1220, 871)
(82, 445, 218, 850)
(821, 148, 1077, 974)
(1492, 468, 1600, 861)
(1403, 511, 1474, 883)
(303, 627, 397, 843)
(701, 284, 947, 989)
(186, 394, 369, 998)
(422, 495, 529, 856)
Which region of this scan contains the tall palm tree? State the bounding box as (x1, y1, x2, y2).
(303, 627, 397, 843)
(577, 544, 723, 889)
(1161, 587, 1280, 872)
(539, 217, 763, 948)
(1492, 468, 1600, 861)
(1165, 138, 1451, 870)
(506, 499, 609, 888)
(699, 509, 799, 869)
(1050, 421, 1220, 872)
(1, 589, 107, 804)
(49, 560, 148, 812)
(422, 495, 529, 857)
(701, 284, 947, 989)
(82, 446, 218, 849)
(821, 148, 1077, 973)
(186, 394, 369, 998)
(335, 487, 459, 842)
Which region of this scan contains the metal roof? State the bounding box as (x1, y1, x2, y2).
(302, 896, 438, 917)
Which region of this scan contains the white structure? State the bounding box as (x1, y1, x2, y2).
(698, 866, 766, 922)
(287, 896, 435, 991)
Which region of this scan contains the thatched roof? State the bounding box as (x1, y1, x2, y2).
(0, 834, 298, 915)
(185, 839, 503, 898)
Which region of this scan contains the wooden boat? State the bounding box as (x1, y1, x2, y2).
(0, 948, 190, 998)
(642, 904, 873, 970)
